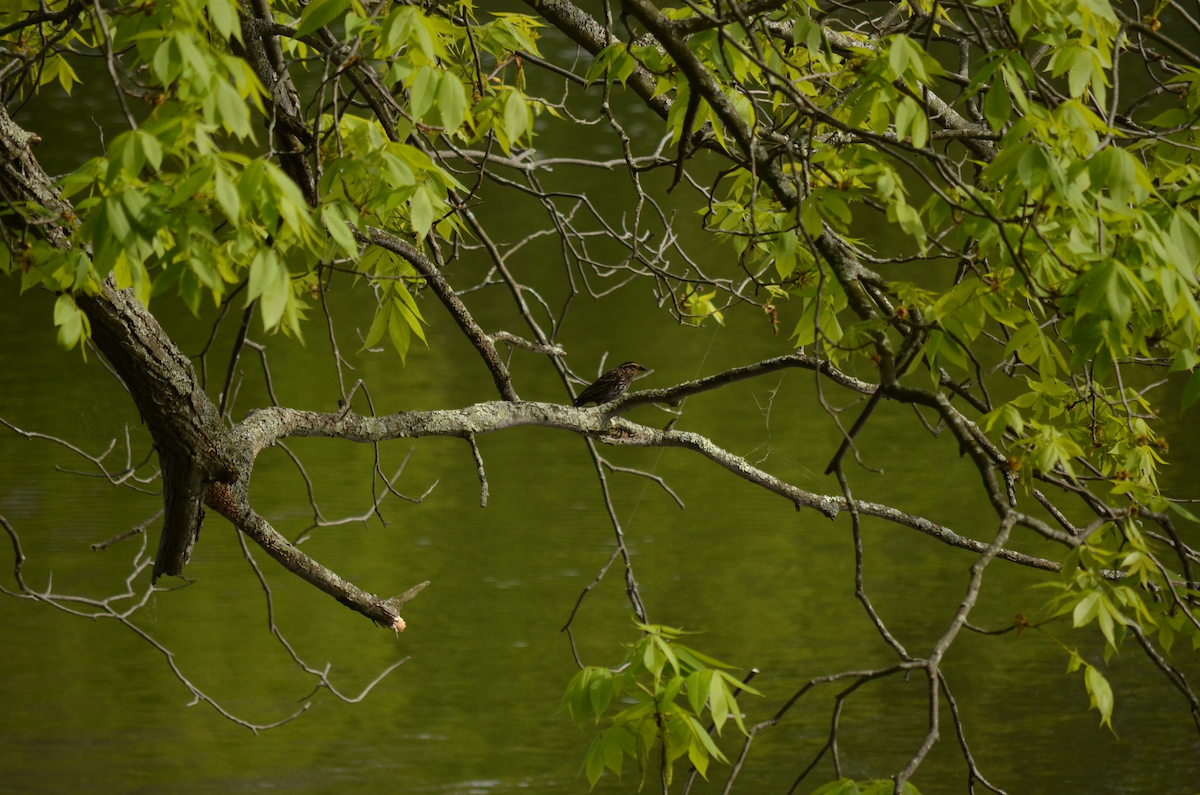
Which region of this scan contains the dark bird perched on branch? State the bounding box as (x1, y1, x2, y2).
(573, 362, 647, 407)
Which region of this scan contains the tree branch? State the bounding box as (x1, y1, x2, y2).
(364, 226, 520, 402)
(232, 399, 1070, 573)
(204, 482, 423, 631)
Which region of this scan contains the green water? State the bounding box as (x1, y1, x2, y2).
(3, 34, 1200, 795)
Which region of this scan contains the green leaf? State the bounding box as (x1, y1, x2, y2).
(1096, 598, 1116, 647)
(588, 668, 614, 720)
(388, 301, 412, 361)
(358, 305, 389, 353)
(686, 670, 712, 717)
(910, 109, 928, 149)
(503, 89, 528, 144)
(53, 294, 89, 350)
(104, 197, 132, 244)
(583, 732, 606, 788)
(1084, 665, 1115, 731)
(1009, 0, 1034, 39)
(687, 734, 709, 779)
(169, 163, 213, 209)
(138, 131, 163, 172)
(643, 637, 664, 679)
(1073, 590, 1101, 628)
(175, 33, 212, 84)
(214, 170, 240, 225)
(717, 668, 760, 696)
(409, 186, 435, 238)
(605, 726, 634, 778)
(560, 667, 589, 722)
(661, 673, 686, 708)
(708, 674, 728, 734)
(207, 0, 239, 40)
(888, 36, 910, 78)
(152, 38, 177, 85)
(984, 77, 1010, 131)
(1003, 322, 1040, 357)
(1105, 268, 1131, 326)
(215, 81, 251, 139)
(686, 713, 727, 763)
(792, 17, 825, 54)
(393, 282, 427, 343)
(801, 200, 823, 239)
(1159, 619, 1175, 654)
(1167, 500, 1200, 523)
(410, 66, 440, 120)
(655, 636, 680, 677)
(249, 249, 290, 330)
(437, 71, 467, 134)
(894, 96, 918, 143)
(667, 78, 691, 143)
(296, 0, 349, 37)
(322, 204, 358, 256)
(1068, 52, 1092, 99)
(991, 403, 1024, 435)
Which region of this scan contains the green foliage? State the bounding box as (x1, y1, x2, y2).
(52, 293, 89, 352)
(1030, 518, 1200, 732)
(560, 623, 759, 789)
(594, 0, 1200, 750)
(662, 0, 1200, 522)
(5, 0, 1200, 773)
(0, 0, 545, 358)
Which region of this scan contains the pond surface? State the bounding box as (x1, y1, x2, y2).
(2, 27, 1200, 795)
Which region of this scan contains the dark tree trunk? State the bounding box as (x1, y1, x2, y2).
(0, 105, 239, 580)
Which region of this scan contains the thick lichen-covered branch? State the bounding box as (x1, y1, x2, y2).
(232, 399, 1067, 573)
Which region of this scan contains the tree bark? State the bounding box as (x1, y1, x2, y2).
(0, 106, 418, 627)
(0, 104, 239, 579)
(77, 281, 240, 579)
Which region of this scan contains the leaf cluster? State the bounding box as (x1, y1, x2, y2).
(0, 0, 546, 359)
(560, 623, 760, 789)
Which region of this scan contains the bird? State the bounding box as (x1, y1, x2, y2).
(573, 362, 647, 407)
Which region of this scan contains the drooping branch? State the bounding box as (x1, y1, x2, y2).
(1, 513, 311, 733)
(364, 226, 520, 402)
(205, 483, 421, 631)
(894, 512, 1018, 793)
